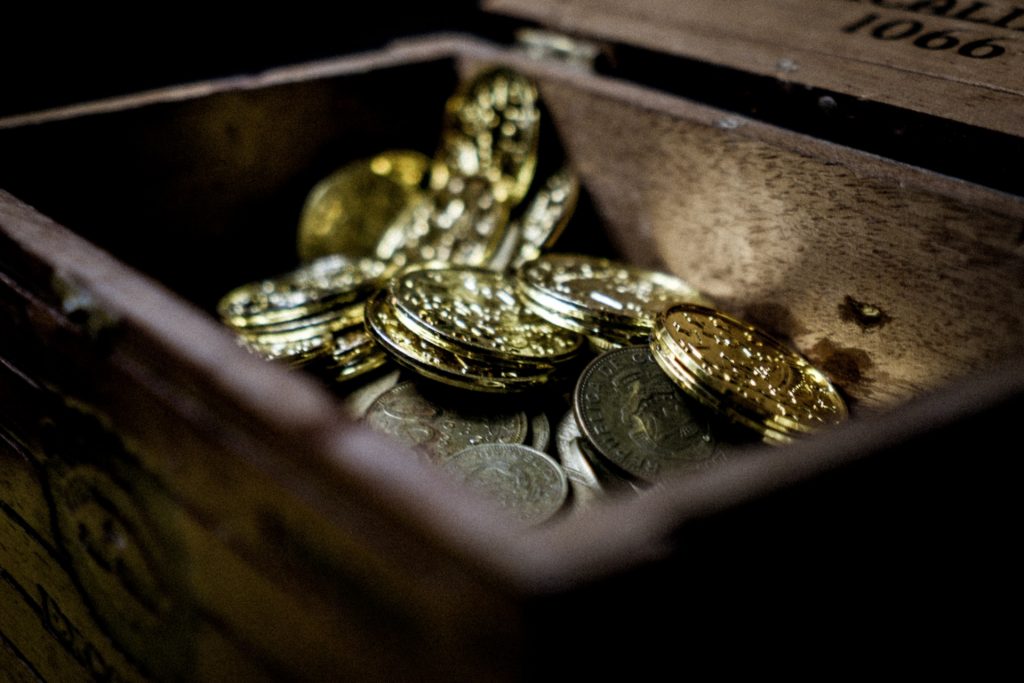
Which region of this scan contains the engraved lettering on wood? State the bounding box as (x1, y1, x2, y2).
(39, 585, 132, 683)
(486, 0, 1024, 136)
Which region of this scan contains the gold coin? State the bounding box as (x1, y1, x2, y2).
(518, 281, 655, 346)
(238, 327, 332, 366)
(297, 150, 429, 262)
(364, 289, 556, 393)
(655, 304, 848, 437)
(323, 326, 388, 381)
(587, 335, 623, 353)
(218, 255, 385, 329)
(490, 167, 579, 271)
(389, 267, 583, 363)
(376, 174, 510, 274)
(434, 67, 540, 206)
(650, 326, 790, 444)
(236, 301, 364, 336)
(331, 346, 389, 382)
(518, 254, 712, 334)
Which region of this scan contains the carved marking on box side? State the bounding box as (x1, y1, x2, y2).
(38, 408, 197, 681)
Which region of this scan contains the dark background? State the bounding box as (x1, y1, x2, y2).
(0, 6, 482, 118)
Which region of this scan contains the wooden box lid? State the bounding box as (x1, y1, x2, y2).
(487, 0, 1024, 138)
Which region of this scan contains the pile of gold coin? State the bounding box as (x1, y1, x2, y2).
(214, 64, 850, 524)
(651, 304, 849, 444)
(366, 267, 584, 392)
(218, 67, 578, 375)
(217, 255, 387, 380)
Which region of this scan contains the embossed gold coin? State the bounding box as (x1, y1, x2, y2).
(490, 167, 579, 271)
(297, 150, 429, 262)
(364, 289, 556, 392)
(234, 301, 364, 336)
(376, 174, 510, 274)
(434, 67, 540, 206)
(574, 346, 726, 482)
(438, 443, 567, 525)
(389, 267, 583, 364)
(654, 304, 848, 441)
(364, 382, 529, 460)
(238, 328, 332, 366)
(218, 255, 385, 329)
(323, 327, 389, 382)
(519, 254, 712, 344)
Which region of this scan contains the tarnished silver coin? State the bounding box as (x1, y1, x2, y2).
(439, 443, 568, 525)
(341, 369, 401, 419)
(529, 412, 551, 452)
(364, 382, 529, 460)
(554, 411, 603, 508)
(574, 346, 725, 482)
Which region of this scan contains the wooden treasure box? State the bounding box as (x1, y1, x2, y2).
(1, 2, 1022, 679)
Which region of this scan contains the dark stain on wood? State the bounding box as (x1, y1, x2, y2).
(808, 337, 873, 391)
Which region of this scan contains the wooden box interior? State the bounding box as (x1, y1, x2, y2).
(2, 35, 1023, 679)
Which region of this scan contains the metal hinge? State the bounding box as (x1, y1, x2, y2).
(514, 28, 601, 70)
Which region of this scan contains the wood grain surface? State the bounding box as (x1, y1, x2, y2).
(488, 0, 1024, 137)
(508, 61, 1024, 409)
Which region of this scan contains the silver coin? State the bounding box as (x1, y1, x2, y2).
(554, 411, 603, 509)
(439, 443, 568, 525)
(364, 382, 529, 459)
(529, 412, 551, 452)
(575, 430, 647, 495)
(574, 346, 725, 482)
(341, 369, 401, 418)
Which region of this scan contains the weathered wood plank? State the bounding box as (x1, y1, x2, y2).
(506, 61, 1024, 408)
(487, 0, 1024, 136)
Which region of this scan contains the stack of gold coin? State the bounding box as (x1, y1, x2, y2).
(365, 267, 585, 392)
(217, 255, 387, 379)
(518, 253, 713, 349)
(651, 303, 848, 444)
